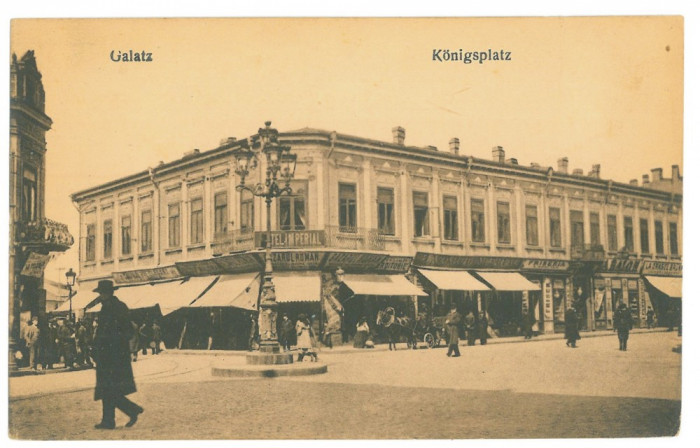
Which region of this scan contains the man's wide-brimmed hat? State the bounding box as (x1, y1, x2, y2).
(93, 279, 117, 293)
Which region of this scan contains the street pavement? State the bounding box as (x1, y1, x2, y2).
(8, 330, 682, 439)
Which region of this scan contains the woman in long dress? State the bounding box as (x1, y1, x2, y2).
(295, 314, 315, 362)
(354, 317, 370, 348)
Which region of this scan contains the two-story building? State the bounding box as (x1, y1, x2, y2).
(70, 123, 682, 348)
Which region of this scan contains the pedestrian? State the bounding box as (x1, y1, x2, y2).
(295, 314, 317, 361)
(354, 316, 370, 348)
(613, 303, 634, 351)
(206, 311, 216, 350)
(23, 316, 40, 370)
(91, 280, 144, 430)
(521, 312, 534, 340)
(279, 314, 295, 352)
(478, 311, 489, 345)
(564, 306, 580, 348)
(76, 319, 93, 367)
(43, 319, 59, 370)
(151, 321, 162, 354)
(646, 308, 656, 329)
(445, 304, 462, 357)
(129, 321, 140, 362)
(465, 310, 476, 346)
(57, 318, 76, 369)
(248, 315, 258, 351)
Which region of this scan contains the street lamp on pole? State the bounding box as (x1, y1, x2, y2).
(233, 121, 297, 356)
(65, 268, 76, 323)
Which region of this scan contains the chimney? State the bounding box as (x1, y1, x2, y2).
(492, 146, 505, 163)
(642, 174, 650, 186)
(573, 168, 584, 176)
(449, 138, 460, 155)
(424, 145, 438, 151)
(630, 179, 638, 186)
(392, 126, 405, 145)
(508, 158, 518, 165)
(530, 162, 541, 168)
(557, 157, 569, 174)
(220, 137, 237, 146)
(651, 168, 663, 182)
(672, 165, 680, 180)
(589, 164, 601, 179)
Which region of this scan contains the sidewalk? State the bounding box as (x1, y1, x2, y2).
(171, 327, 673, 356)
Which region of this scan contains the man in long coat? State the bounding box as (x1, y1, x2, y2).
(92, 280, 144, 429)
(613, 303, 634, 351)
(564, 307, 580, 348)
(464, 311, 477, 346)
(445, 305, 462, 357)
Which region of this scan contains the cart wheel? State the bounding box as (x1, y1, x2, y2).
(424, 333, 436, 348)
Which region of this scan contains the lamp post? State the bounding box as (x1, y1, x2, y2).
(65, 268, 76, 323)
(234, 121, 297, 356)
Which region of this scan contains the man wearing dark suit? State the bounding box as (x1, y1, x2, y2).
(445, 305, 462, 357)
(92, 280, 144, 429)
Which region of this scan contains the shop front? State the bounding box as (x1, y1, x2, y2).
(641, 260, 682, 328)
(592, 258, 644, 330)
(414, 268, 491, 318)
(520, 259, 572, 334)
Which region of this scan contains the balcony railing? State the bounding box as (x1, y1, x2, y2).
(325, 225, 386, 251)
(570, 244, 605, 261)
(15, 218, 74, 252)
(211, 228, 255, 254)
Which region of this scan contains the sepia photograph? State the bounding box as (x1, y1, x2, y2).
(4, 9, 693, 445)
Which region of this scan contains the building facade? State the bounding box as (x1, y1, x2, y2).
(10, 51, 74, 366)
(70, 123, 682, 347)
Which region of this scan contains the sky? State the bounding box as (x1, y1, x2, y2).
(9, 16, 684, 283)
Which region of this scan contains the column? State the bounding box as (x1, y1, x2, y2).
(316, 154, 325, 229)
(203, 177, 212, 258)
(363, 159, 372, 229)
(430, 172, 441, 251)
(487, 181, 496, 255)
(400, 166, 410, 253)
(514, 186, 524, 256)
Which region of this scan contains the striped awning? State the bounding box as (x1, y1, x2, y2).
(475, 271, 540, 291)
(343, 274, 428, 297)
(644, 276, 682, 299)
(189, 273, 260, 310)
(417, 269, 491, 291)
(269, 271, 322, 303)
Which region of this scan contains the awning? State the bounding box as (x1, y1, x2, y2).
(342, 274, 428, 297)
(417, 269, 491, 291)
(52, 290, 94, 312)
(644, 276, 682, 299)
(190, 273, 260, 310)
(475, 271, 540, 291)
(269, 271, 321, 303)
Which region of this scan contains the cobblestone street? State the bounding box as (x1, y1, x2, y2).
(9, 331, 682, 439)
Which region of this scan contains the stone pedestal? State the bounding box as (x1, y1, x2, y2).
(246, 352, 294, 365)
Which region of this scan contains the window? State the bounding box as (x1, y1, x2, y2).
(669, 222, 678, 255)
(607, 215, 618, 251)
(103, 219, 113, 259)
(22, 167, 37, 222)
(121, 215, 132, 256)
(549, 207, 561, 248)
(214, 192, 228, 237)
(279, 194, 306, 231)
(624, 216, 634, 252)
(590, 212, 600, 246)
(141, 210, 152, 252)
(240, 190, 254, 233)
(570, 210, 584, 247)
(377, 187, 395, 235)
(413, 192, 430, 237)
(338, 183, 357, 232)
(640, 219, 649, 254)
(470, 199, 485, 243)
(190, 198, 204, 244)
(443, 196, 458, 241)
(86, 224, 96, 262)
(168, 203, 181, 248)
(655, 220, 664, 254)
(525, 205, 538, 246)
(497, 201, 511, 244)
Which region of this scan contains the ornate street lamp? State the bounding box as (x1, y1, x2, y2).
(65, 268, 76, 323)
(234, 121, 295, 358)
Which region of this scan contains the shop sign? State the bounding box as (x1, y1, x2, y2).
(324, 252, 388, 271)
(271, 251, 324, 270)
(113, 265, 180, 284)
(543, 278, 553, 320)
(642, 260, 682, 276)
(521, 259, 570, 271)
(603, 258, 643, 274)
(20, 252, 51, 278)
(214, 253, 263, 273)
(176, 258, 223, 277)
(256, 230, 326, 249)
(414, 252, 522, 270)
(376, 256, 414, 273)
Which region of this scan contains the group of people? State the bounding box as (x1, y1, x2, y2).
(17, 315, 97, 371)
(277, 313, 319, 362)
(128, 320, 162, 362)
(444, 306, 493, 357)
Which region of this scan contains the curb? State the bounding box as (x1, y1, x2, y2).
(211, 363, 328, 378)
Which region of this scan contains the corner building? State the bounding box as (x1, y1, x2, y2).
(71, 125, 682, 348)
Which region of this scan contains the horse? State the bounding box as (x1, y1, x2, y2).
(376, 307, 417, 351)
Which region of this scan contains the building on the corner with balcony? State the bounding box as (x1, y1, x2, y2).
(70, 123, 682, 349)
(10, 51, 74, 366)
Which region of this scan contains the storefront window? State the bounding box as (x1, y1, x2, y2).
(103, 219, 113, 259)
(338, 183, 357, 232)
(121, 215, 132, 256)
(640, 219, 649, 254)
(624, 216, 634, 252)
(526, 205, 538, 246)
(593, 278, 607, 329)
(413, 191, 430, 237)
(497, 201, 511, 244)
(655, 220, 664, 254)
(549, 207, 561, 248)
(471, 198, 485, 242)
(377, 187, 395, 235)
(607, 215, 618, 251)
(443, 196, 458, 241)
(669, 222, 678, 255)
(570, 210, 584, 247)
(590, 212, 600, 246)
(627, 279, 640, 326)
